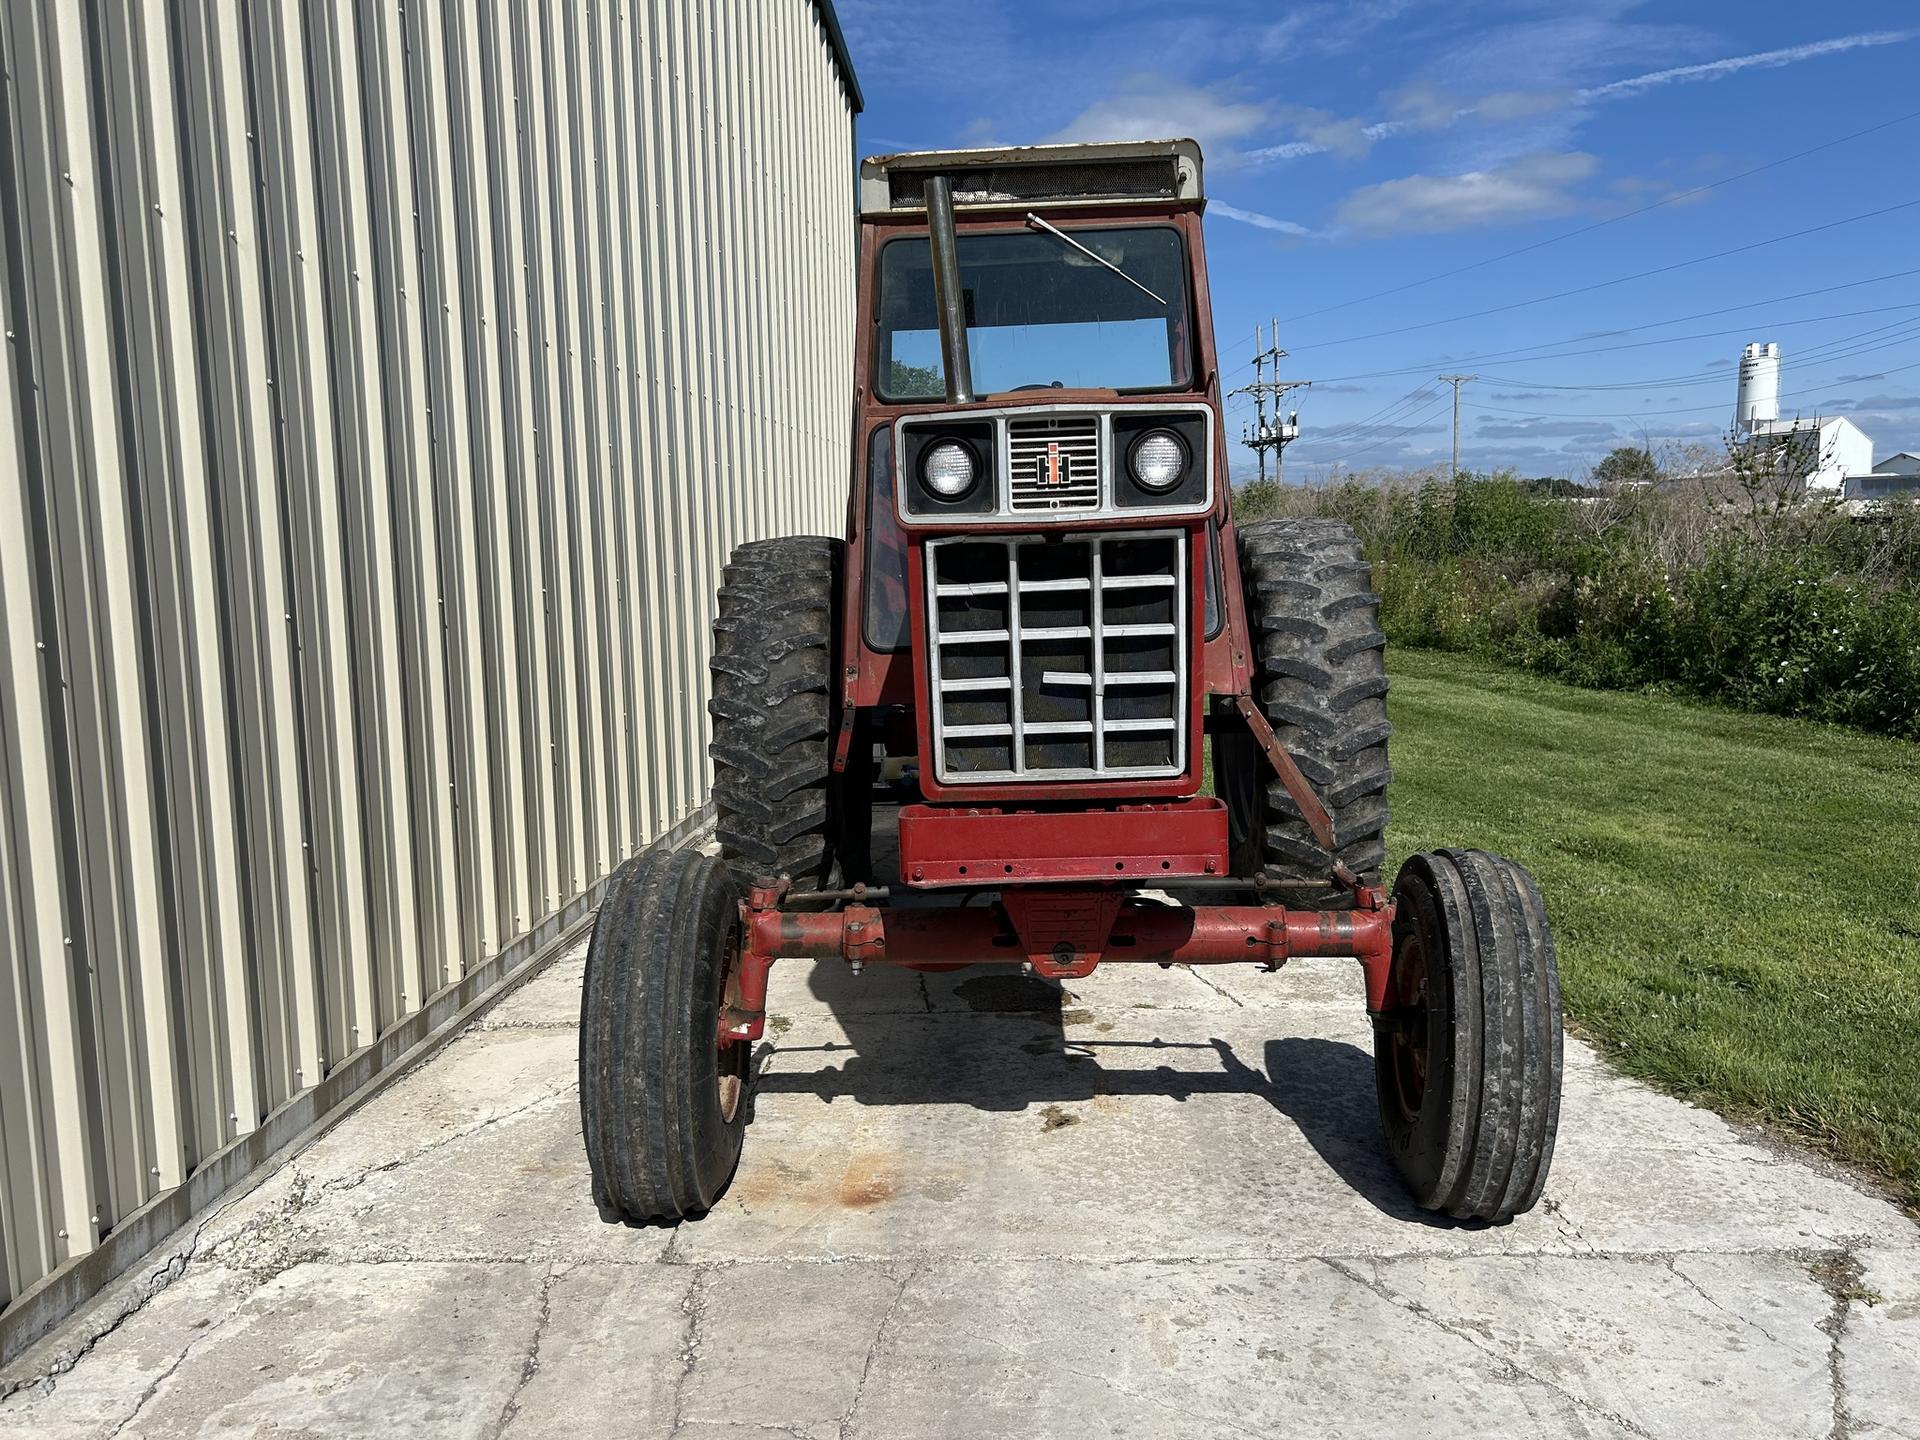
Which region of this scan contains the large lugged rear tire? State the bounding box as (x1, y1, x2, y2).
(708, 536, 844, 895)
(1375, 849, 1563, 1222)
(1223, 519, 1392, 904)
(580, 847, 749, 1223)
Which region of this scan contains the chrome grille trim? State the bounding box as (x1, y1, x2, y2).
(892, 402, 1216, 526)
(925, 530, 1187, 784)
(1008, 415, 1101, 511)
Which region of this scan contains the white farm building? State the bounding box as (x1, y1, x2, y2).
(1733, 342, 1920, 500)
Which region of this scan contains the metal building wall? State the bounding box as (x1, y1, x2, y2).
(0, 0, 858, 1331)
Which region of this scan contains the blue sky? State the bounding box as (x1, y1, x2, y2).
(835, 0, 1920, 481)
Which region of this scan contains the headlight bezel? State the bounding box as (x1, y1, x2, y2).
(920, 439, 980, 499)
(1127, 428, 1189, 493)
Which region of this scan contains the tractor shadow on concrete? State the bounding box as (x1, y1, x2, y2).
(759, 801, 1450, 1223)
(757, 973, 1449, 1224)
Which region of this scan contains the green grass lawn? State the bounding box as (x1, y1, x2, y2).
(1384, 649, 1920, 1210)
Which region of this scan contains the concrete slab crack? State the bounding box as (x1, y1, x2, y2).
(101, 1284, 242, 1440)
(839, 1261, 919, 1440)
(1180, 965, 1245, 1008)
(1320, 1256, 1657, 1438)
(667, 1264, 711, 1436)
(1809, 1249, 1865, 1440)
(0, 1209, 222, 1403)
(491, 1261, 559, 1438)
(1659, 1253, 1790, 1348)
(320, 1091, 570, 1197)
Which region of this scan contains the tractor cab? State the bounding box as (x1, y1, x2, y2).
(847, 141, 1229, 837)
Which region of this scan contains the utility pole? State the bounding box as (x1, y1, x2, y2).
(1232, 318, 1311, 483)
(1439, 374, 1477, 478)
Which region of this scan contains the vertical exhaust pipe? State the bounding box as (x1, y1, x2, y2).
(925, 174, 974, 403)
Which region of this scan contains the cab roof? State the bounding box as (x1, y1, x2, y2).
(859, 139, 1204, 217)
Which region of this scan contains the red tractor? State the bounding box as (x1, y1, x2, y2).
(580, 140, 1562, 1226)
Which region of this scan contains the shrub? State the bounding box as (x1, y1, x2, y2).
(1237, 472, 1920, 740)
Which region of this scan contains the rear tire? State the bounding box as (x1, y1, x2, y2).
(1224, 519, 1391, 903)
(1374, 848, 1563, 1222)
(579, 848, 749, 1222)
(709, 537, 845, 896)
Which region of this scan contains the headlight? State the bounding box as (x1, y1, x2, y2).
(1128, 430, 1187, 492)
(922, 440, 978, 499)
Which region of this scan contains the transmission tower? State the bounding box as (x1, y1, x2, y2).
(1231, 320, 1311, 483)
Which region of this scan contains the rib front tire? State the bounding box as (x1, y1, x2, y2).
(580, 848, 749, 1223)
(1374, 848, 1564, 1222)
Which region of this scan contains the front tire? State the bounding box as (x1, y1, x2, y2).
(1375, 849, 1563, 1222)
(580, 848, 749, 1222)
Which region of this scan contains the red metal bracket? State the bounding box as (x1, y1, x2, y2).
(999, 888, 1124, 980)
(1233, 694, 1336, 852)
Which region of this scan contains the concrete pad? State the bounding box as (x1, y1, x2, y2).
(678, 1261, 911, 1434)
(849, 1257, 1625, 1438)
(7, 904, 1917, 1440)
(1365, 1250, 1836, 1438)
(285, 1026, 581, 1191)
(497, 1264, 691, 1439)
(480, 937, 591, 1031)
(5, 1263, 542, 1438)
(0, 1264, 251, 1439)
(1842, 1249, 1920, 1439)
(207, 1084, 671, 1269)
(681, 1004, 1915, 1265)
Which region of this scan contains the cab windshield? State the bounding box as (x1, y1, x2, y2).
(875, 224, 1192, 400)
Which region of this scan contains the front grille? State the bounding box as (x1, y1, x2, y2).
(926, 531, 1186, 783)
(1008, 415, 1101, 511)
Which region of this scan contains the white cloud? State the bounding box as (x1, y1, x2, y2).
(1209, 202, 1315, 237)
(1257, 0, 1421, 60)
(1335, 152, 1598, 236)
(1247, 139, 1326, 163)
(1578, 30, 1916, 102)
(1250, 26, 1916, 175)
(1044, 79, 1270, 163)
(1246, 114, 1409, 166)
(1476, 418, 1620, 440)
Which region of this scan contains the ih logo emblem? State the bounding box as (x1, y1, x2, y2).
(1040, 441, 1070, 487)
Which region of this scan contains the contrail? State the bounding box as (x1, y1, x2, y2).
(1578, 30, 1916, 102)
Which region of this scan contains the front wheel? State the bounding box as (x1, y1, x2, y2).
(1374, 848, 1563, 1222)
(579, 847, 749, 1222)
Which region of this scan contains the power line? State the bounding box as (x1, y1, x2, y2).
(1472, 314, 1920, 392)
(1292, 380, 1445, 447)
(1268, 107, 1920, 327)
(1465, 356, 1920, 423)
(1280, 199, 1920, 354)
(1469, 327, 1920, 413)
(1300, 395, 1457, 470)
(1220, 272, 1920, 396)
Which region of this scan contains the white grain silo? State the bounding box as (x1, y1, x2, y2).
(1734, 341, 1781, 434)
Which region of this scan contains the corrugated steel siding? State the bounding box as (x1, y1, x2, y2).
(0, 0, 855, 1313)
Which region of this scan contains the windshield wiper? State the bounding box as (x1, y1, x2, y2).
(1023, 213, 1167, 308)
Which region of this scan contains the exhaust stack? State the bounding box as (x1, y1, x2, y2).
(924, 174, 974, 403)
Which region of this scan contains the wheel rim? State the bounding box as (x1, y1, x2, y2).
(716, 926, 747, 1125)
(1385, 927, 1430, 1125)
